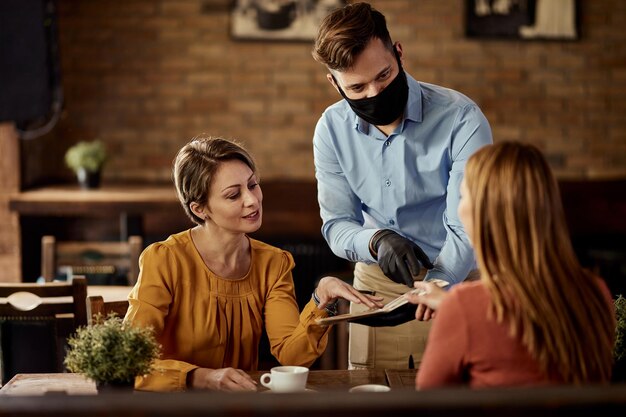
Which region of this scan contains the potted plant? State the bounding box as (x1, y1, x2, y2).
(64, 314, 160, 392)
(65, 140, 107, 189)
(614, 295, 626, 383)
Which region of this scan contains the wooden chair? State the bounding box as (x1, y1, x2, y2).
(86, 295, 129, 324)
(0, 277, 88, 383)
(41, 235, 143, 285)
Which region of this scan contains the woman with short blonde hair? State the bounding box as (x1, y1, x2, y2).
(126, 135, 381, 391)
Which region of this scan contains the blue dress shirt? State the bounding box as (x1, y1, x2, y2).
(313, 73, 493, 285)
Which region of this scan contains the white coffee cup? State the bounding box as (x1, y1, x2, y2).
(349, 384, 391, 393)
(260, 366, 309, 392)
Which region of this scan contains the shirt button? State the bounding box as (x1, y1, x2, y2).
(389, 219, 395, 225)
(385, 179, 391, 186)
(384, 140, 391, 146)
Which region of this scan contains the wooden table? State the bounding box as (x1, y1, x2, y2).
(0, 369, 416, 395)
(0, 374, 97, 396)
(2, 374, 626, 417)
(9, 184, 179, 240)
(249, 369, 396, 392)
(9, 184, 179, 216)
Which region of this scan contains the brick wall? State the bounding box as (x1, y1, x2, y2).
(23, 0, 626, 184)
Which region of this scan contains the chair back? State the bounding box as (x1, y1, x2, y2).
(0, 276, 88, 326)
(86, 295, 129, 324)
(0, 277, 88, 383)
(41, 235, 143, 285)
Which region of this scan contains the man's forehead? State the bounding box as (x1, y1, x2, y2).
(331, 40, 396, 87)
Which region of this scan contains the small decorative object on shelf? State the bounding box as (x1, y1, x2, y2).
(64, 314, 160, 392)
(64, 140, 107, 189)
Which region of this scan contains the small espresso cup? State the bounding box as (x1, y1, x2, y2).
(260, 366, 309, 392)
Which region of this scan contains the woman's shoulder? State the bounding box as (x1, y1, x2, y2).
(249, 238, 295, 267)
(429, 281, 492, 335)
(142, 230, 192, 258)
(249, 238, 286, 254)
(442, 281, 490, 310)
(449, 280, 487, 295)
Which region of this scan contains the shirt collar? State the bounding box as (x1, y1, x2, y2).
(405, 73, 423, 123)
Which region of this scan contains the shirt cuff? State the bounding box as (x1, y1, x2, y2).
(354, 228, 379, 263)
(425, 267, 462, 287)
(134, 360, 198, 392)
(302, 298, 329, 320)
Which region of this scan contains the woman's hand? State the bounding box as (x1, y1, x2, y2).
(314, 276, 384, 310)
(404, 281, 448, 321)
(188, 367, 257, 391)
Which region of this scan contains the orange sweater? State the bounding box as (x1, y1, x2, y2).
(125, 230, 331, 391)
(417, 280, 614, 389)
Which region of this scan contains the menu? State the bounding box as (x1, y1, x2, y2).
(316, 279, 449, 325)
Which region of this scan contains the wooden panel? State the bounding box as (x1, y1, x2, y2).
(253, 180, 322, 238)
(0, 122, 21, 282)
(559, 180, 626, 236)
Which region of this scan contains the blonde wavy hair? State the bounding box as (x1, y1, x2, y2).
(465, 142, 614, 384)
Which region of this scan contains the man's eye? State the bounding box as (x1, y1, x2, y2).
(351, 86, 364, 93)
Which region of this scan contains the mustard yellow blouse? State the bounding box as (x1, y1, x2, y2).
(125, 230, 331, 391)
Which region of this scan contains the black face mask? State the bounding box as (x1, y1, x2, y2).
(333, 49, 408, 126)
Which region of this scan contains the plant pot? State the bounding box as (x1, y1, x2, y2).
(77, 168, 101, 189)
(96, 379, 135, 394)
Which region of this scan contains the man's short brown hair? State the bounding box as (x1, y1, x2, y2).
(312, 2, 393, 71)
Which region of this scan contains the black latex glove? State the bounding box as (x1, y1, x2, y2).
(350, 303, 417, 327)
(371, 230, 434, 287)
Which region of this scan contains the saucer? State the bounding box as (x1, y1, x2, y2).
(349, 384, 390, 393)
(262, 388, 316, 393)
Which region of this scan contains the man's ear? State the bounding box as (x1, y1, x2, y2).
(394, 41, 404, 63)
(327, 73, 340, 93)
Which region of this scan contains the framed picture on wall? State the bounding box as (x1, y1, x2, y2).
(230, 0, 347, 41)
(466, 0, 580, 40)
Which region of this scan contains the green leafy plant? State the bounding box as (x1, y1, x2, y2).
(64, 140, 107, 173)
(64, 314, 160, 385)
(615, 295, 626, 362)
